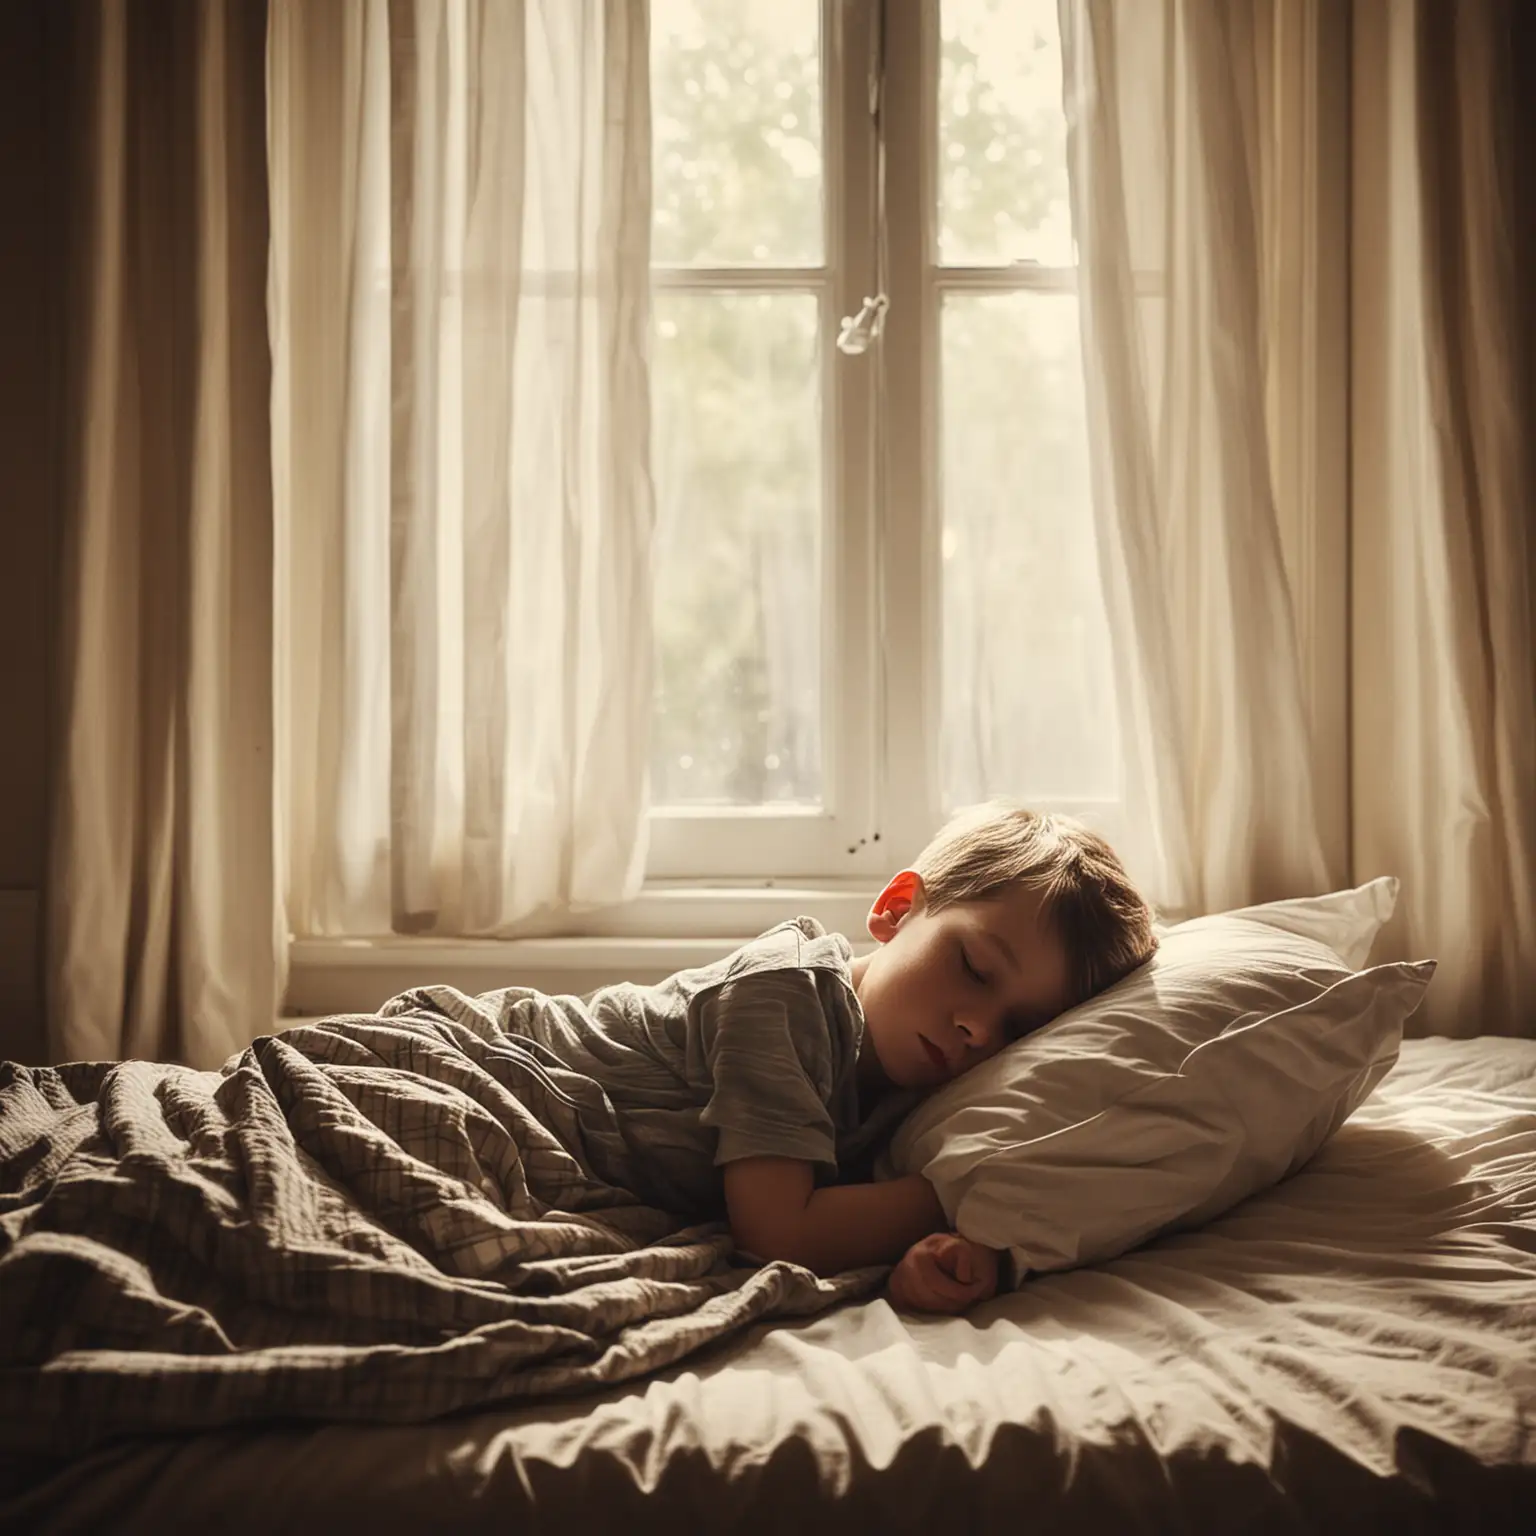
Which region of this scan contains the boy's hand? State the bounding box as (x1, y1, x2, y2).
(887, 1232, 1000, 1314)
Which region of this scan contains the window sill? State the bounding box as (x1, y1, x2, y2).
(284, 882, 877, 1017)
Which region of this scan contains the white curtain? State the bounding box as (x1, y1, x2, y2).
(1058, 0, 1330, 921)
(268, 0, 655, 939)
(1351, 0, 1536, 1037)
(48, 0, 280, 1067)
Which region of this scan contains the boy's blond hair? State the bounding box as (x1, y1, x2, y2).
(914, 801, 1157, 1010)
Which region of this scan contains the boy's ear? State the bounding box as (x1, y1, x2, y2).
(867, 869, 924, 944)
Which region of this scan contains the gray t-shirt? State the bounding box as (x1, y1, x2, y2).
(408, 918, 917, 1220)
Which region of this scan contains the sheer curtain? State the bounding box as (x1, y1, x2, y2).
(48, 0, 279, 1067)
(1058, 0, 1330, 921)
(268, 0, 654, 940)
(1351, 0, 1536, 1036)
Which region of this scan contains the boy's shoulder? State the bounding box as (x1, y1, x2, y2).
(717, 917, 854, 986)
(649, 918, 855, 1006)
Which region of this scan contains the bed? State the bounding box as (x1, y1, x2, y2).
(2, 1033, 1532, 1534)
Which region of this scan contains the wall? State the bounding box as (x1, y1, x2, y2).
(0, 0, 55, 1064)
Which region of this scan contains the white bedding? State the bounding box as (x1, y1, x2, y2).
(5, 1036, 1534, 1534)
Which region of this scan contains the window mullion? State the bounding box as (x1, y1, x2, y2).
(877, 0, 941, 857)
(931, 267, 1162, 296)
(650, 266, 829, 291)
(933, 265, 1077, 294)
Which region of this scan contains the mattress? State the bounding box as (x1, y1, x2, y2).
(5, 1036, 1534, 1534)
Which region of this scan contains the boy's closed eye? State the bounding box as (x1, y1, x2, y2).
(958, 943, 1043, 1043)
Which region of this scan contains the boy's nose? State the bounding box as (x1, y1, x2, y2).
(955, 1010, 1001, 1051)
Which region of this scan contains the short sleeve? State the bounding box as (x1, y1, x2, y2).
(695, 970, 844, 1176)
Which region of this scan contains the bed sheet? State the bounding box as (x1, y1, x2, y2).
(5, 1036, 1534, 1535)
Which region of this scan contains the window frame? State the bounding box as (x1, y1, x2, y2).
(646, 0, 1125, 885)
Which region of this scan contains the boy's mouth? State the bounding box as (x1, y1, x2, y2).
(920, 1036, 948, 1074)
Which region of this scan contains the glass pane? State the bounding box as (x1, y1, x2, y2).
(940, 293, 1118, 805)
(651, 0, 822, 267)
(938, 0, 1073, 267)
(651, 293, 822, 806)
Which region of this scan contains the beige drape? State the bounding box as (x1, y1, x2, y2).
(1064, 0, 1535, 1036)
(268, 0, 655, 940)
(1352, 0, 1536, 1037)
(48, 1, 279, 1066)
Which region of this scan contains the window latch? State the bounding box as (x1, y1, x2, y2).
(836, 293, 889, 356)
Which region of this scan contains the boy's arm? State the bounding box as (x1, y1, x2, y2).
(723, 1156, 948, 1276)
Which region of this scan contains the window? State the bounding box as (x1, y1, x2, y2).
(648, 0, 1118, 884)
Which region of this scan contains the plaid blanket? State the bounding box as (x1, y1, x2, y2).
(0, 1002, 884, 1460)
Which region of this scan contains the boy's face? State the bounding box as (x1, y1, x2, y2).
(851, 870, 1073, 1091)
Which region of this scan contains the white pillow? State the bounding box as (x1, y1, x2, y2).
(877, 878, 1435, 1279)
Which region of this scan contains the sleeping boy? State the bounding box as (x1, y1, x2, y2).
(409, 801, 1158, 1315)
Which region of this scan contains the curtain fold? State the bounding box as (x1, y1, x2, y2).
(1065, 0, 1535, 1037)
(1351, 0, 1536, 1036)
(1058, 0, 1330, 921)
(48, 0, 279, 1067)
(269, 0, 654, 940)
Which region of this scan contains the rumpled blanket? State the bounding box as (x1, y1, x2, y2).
(0, 1001, 884, 1461)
